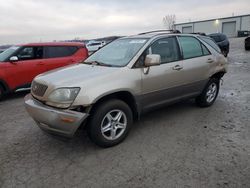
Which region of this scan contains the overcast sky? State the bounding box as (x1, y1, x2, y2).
(0, 0, 249, 44)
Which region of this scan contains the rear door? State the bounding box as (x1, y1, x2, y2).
(140, 37, 185, 110)
(177, 36, 213, 94)
(43, 46, 79, 71)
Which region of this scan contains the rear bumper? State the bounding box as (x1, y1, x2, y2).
(24, 94, 89, 137)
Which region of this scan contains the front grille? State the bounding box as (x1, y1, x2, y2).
(31, 81, 48, 97)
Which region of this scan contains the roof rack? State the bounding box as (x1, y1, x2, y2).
(190, 32, 206, 36)
(138, 29, 181, 35)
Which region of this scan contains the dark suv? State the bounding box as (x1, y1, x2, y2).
(245, 37, 250, 50)
(209, 33, 230, 57)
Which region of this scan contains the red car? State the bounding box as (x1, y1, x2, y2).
(0, 42, 88, 100)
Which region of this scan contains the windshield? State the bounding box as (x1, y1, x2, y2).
(0, 46, 20, 62)
(84, 38, 148, 67)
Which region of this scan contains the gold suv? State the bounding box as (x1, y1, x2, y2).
(25, 30, 228, 147)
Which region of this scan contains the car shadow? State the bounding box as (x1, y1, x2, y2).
(16, 98, 211, 152)
(11, 98, 226, 156)
(70, 99, 199, 148)
(2, 91, 30, 101)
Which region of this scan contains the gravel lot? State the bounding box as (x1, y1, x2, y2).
(0, 37, 250, 188)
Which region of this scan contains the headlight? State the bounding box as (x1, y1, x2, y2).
(46, 88, 80, 108)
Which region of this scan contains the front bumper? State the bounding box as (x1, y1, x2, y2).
(24, 94, 89, 137)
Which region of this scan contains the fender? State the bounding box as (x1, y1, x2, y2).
(90, 90, 142, 120)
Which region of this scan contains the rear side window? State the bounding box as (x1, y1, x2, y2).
(178, 36, 203, 59)
(200, 37, 221, 53)
(44, 46, 78, 58)
(201, 44, 210, 55)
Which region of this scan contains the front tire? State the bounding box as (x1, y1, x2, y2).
(196, 78, 220, 107)
(87, 99, 133, 147)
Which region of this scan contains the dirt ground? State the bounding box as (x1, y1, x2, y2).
(0, 37, 250, 188)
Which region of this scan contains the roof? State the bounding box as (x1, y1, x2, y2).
(175, 14, 250, 26)
(18, 42, 85, 47)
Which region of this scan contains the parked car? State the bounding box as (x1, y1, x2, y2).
(86, 41, 106, 52)
(0, 42, 88, 100)
(245, 37, 250, 50)
(208, 33, 230, 57)
(25, 32, 228, 147)
(0, 49, 5, 54)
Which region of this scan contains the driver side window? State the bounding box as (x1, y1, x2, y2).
(134, 37, 181, 68)
(16, 47, 43, 61)
(149, 37, 181, 64)
(17, 47, 35, 60)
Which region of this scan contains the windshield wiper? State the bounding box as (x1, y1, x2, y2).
(84, 61, 113, 67)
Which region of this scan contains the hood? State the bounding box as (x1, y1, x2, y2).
(35, 63, 121, 87)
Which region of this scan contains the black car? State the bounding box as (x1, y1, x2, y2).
(209, 33, 230, 57)
(245, 37, 250, 50)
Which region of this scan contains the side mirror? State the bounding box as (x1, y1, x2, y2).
(145, 54, 160, 67)
(9, 56, 18, 63)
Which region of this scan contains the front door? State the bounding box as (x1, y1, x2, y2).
(140, 37, 185, 111)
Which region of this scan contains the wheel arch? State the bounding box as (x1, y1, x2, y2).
(89, 91, 140, 120)
(0, 79, 10, 93)
(210, 71, 225, 80)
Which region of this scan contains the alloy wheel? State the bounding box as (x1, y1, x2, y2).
(206, 83, 217, 103)
(101, 109, 127, 140)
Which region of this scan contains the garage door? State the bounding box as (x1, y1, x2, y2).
(222, 21, 236, 37)
(182, 26, 192, 34)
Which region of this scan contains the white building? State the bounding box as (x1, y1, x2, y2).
(174, 14, 250, 37)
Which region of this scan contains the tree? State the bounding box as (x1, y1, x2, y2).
(163, 15, 176, 30)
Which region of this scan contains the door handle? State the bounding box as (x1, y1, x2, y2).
(207, 58, 214, 63)
(172, 65, 183, 71)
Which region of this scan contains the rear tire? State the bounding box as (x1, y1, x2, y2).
(87, 99, 133, 148)
(222, 50, 228, 57)
(196, 78, 220, 107)
(0, 85, 4, 101)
